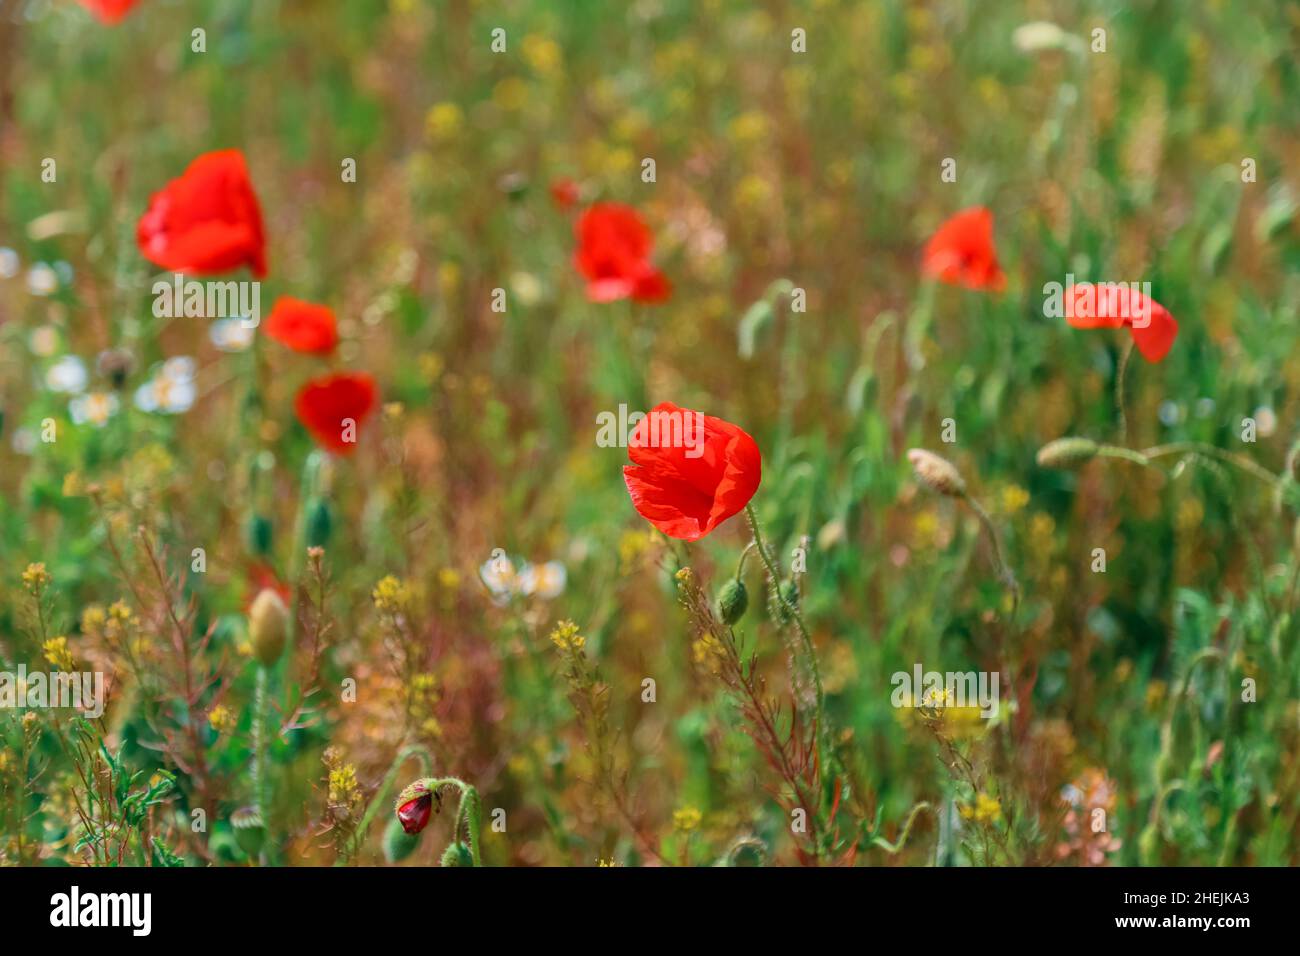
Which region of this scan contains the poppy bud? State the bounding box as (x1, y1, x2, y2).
(775, 578, 799, 624)
(1036, 437, 1099, 469)
(231, 806, 265, 858)
(440, 841, 474, 867)
(395, 779, 435, 835)
(246, 513, 273, 556)
(716, 578, 748, 624)
(305, 497, 332, 548)
(383, 815, 423, 862)
(907, 449, 966, 497)
(248, 589, 289, 668)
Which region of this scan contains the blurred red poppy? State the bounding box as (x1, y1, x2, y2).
(622, 402, 761, 541)
(550, 178, 580, 209)
(574, 203, 671, 304)
(264, 297, 338, 355)
(294, 372, 378, 455)
(1065, 283, 1178, 363)
(79, 0, 139, 22)
(244, 561, 291, 611)
(921, 206, 1006, 292)
(137, 149, 267, 278)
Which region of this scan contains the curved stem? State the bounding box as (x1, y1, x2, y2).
(960, 492, 1020, 613)
(344, 743, 433, 863)
(1141, 442, 1284, 489)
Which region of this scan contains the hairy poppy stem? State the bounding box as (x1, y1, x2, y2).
(344, 743, 433, 863)
(1097, 440, 1294, 499)
(252, 665, 270, 861)
(744, 504, 824, 716)
(1141, 442, 1285, 489)
(959, 492, 1021, 614)
(1115, 338, 1135, 443)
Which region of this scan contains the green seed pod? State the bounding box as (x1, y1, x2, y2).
(231, 806, 265, 858)
(716, 578, 748, 625)
(246, 514, 273, 556)
(440, 841, 474, 867)
(248, 589, 289, 668)
(1036, 437, 1099, 469)
(383, 816, 422, 862)
(305, 497, 332, 548)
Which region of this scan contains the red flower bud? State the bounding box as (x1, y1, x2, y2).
(395, 779, 435, 835)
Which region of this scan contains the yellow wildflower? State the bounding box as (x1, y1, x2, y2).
(425, 102, 464, 141)
(960, 792, 1002, 825)
(43, 637, 75, 672)
(673, 806, 703, 833)
(22, 562, 50, 594)
(549, 620, 585, 652)
(373, 575, 411, 614)
(208, 705, 236, 735)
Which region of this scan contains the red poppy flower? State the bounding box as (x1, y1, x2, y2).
(574, 203, 671, 304)
(294, 372, 378, 455)
(79, 0, 139, 23)
(921, 206, 1006, 292)
(1065, 282, 1178, 363)
(137, 150, 268, 278)
(264, 297, 338, 355)
(550, 178, 580, 209)
(622, 402, 761, 541)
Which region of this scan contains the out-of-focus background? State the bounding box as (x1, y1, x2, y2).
(2, 0, 1300, 866)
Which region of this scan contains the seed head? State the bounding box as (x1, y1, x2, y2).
(248, 588, 289, 668)
(1036, 437, 1099, 469)
(907, 449, 966, 497)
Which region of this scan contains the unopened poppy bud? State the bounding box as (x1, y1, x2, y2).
(246, 513, 273, 556)
(775, 578, 799, 624)
(395, 778, 436, 835)
(248, 588, 289, 668)
(440, 841, 474, 867)
(717, 578, 748, 624)
(305, 497, 332, 548)
(231, 806, 265, 858)
(1036, 437, 1099, 469)
(907, 448, 966, 497)
(383, 815, 422, 862)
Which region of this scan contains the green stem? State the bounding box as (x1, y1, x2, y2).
(1115, 338, 1135, 444)
(252, 666, 270, 861)
(960, 492, 1020, 613)
(1141, 442, 1284, 490)
(344, 743, 433, 863)
(870, 801, 934, 854)
(744, 504, 824, 713)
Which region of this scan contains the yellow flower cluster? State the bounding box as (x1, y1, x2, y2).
(549, 620, 585, 652)
(408, 672, 443, 739)
(42, 637, 75, 671)
(960, 792, 1002, 825)
(324, 749, 363, 816)
(372, 575, 412, 614)
(208, 705, 236, 735)
(22, 562, 50, 594)
(673, 806, 703, 833)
